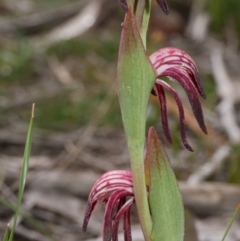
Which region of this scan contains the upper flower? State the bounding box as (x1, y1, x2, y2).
(83, 170, 134, 241)
(149, 47, 207, 151)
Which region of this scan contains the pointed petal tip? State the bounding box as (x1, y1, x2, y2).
(202, 125, 208, 135)
(201, 91, 206, 99)
(83, 199, 99, 233)
(156, 0, 169, 15)
(82, 202, 92, 232)
(185, 143, 194, 152)
(164, 132, 173, 144)
(197, 116, 207, 135)
(162, 123, 173, 144)
(118, 0, 128, 12)
(168, 137, 173, 144)
(82, 218, 88, 232)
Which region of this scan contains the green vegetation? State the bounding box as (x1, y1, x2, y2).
(207, 0, 240, 41)
(226, 145, 240, 184)
(0, 40, 34, 84)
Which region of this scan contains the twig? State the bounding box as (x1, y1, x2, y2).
(47, 57, 76, 86)
(33, 0, 102, 47)
(187, 145, 230, 184)
(0, 1, 86, 34)
(211, 47, 240, 143)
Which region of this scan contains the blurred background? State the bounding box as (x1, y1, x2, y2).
(0, 0, 240, 240)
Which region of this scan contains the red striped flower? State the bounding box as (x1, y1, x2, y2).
(83, 170, 134, 241)
(150, 47, 207, 151)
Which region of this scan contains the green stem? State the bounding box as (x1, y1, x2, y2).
(117, 4, 155, 240)
(130, 1, 152, 238)
(140, 0, 151, 48)
(129, 142, 152, 241)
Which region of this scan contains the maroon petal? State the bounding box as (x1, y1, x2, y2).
(155, 83, 172, 144)
(156, 0, 169, 15)
(103, 191, 119, 241)
(82, 201, 97, 232)
(103, 191, 133, 241)
(185, 67, 205, 99)
(114, 196, 126, 220)
(156, 79, 193, 151)
(163, 63, 203, 97)
(123, 204, 132, 241)
(118, 0, 128, 11)
(83, 171, 133, 233)
(150, 47, 207, 151)
(112, 198, 134, 241)
(162, 68, 207, 135)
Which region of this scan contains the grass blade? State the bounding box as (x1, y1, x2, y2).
(2, 224, 10, 241)
(0, 197, 55, 241)
(8, 104, 35, 241)
(221, 203, 240, 241)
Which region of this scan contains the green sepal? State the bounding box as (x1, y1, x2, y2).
(146, 127, 184, 241)
(117, 7, 156, 241)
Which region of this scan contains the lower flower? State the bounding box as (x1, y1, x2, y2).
(82, 170, 134, 241)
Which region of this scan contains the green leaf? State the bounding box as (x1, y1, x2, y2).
(117, 7, 156, 241)
(146, 127, 184, 241)
(8, 104, 35, 241)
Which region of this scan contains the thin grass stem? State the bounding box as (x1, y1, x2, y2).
(221, 203, 240, 241)
(8, 104, 35, 241)
(2, 224, 10, 241)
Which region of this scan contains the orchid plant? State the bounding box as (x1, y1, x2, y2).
(83, 0, 207, 241)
